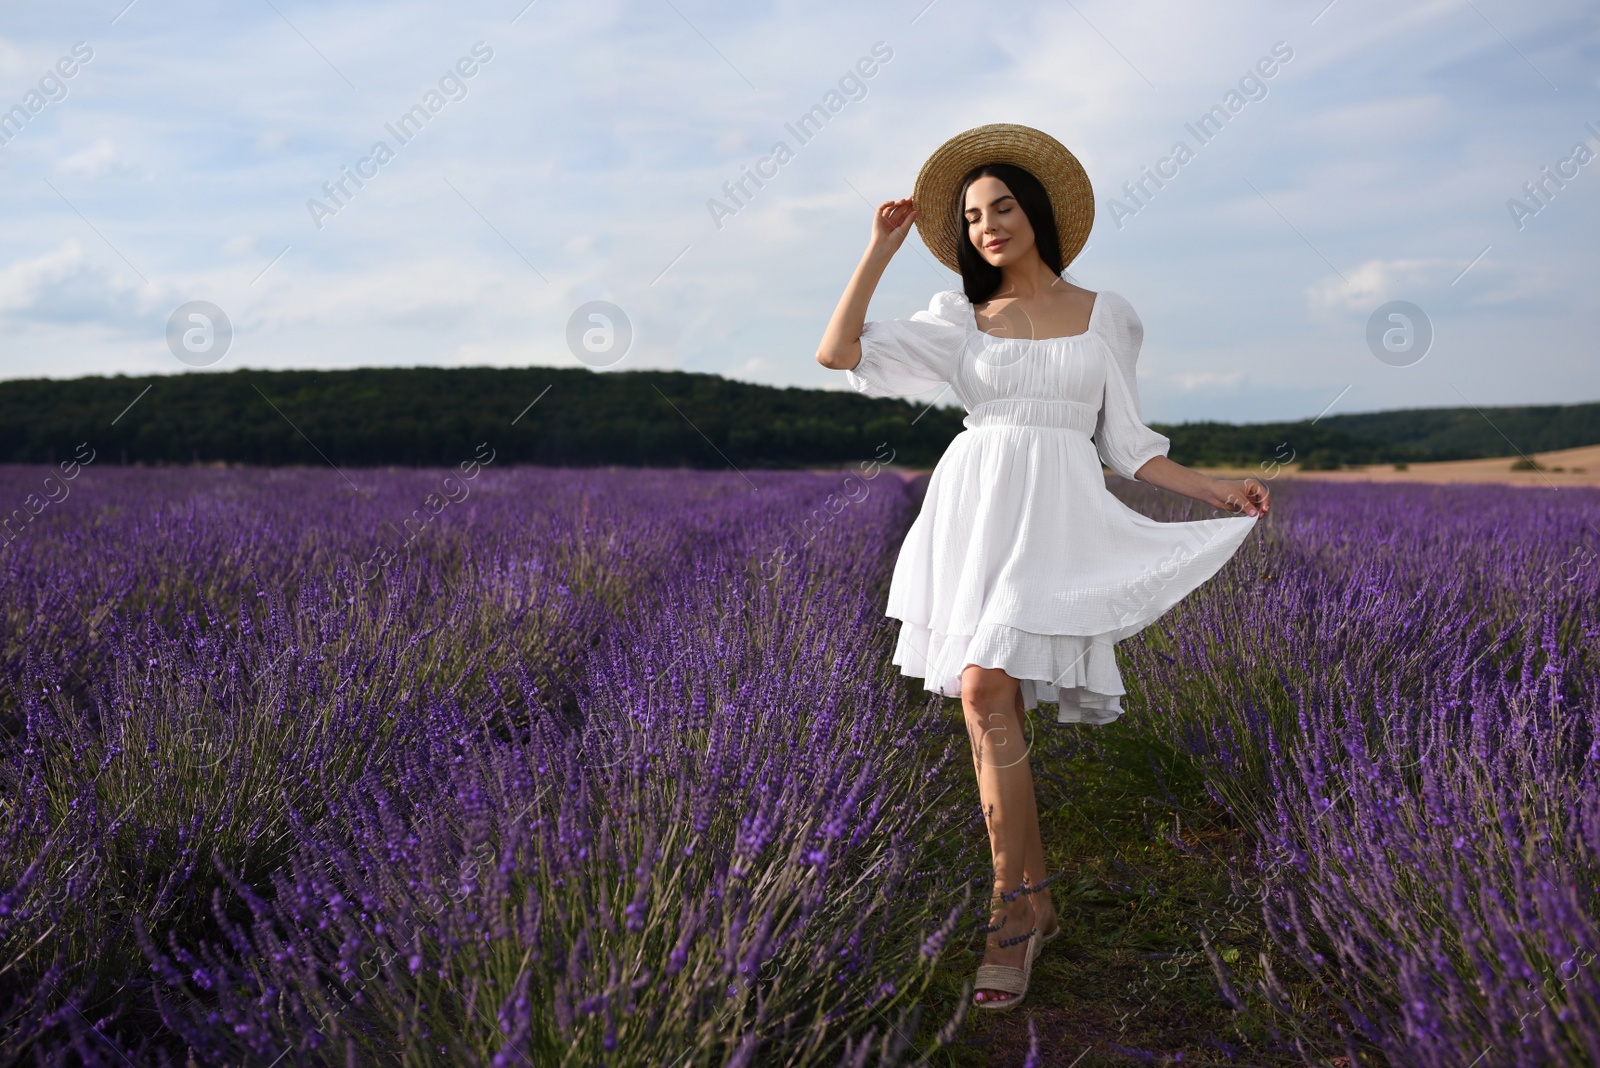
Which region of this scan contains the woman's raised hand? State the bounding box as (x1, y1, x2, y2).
(817, 198, 918, 370)
(868, 198, 920, 259)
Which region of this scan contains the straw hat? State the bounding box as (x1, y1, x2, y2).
(911, 123, 1095, 275)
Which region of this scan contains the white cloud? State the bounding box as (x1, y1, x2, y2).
(1295, 94, 1451, 143)
(0, 38, 26, 79)
(1165, 370, 1244, 392)
(725, 355, 776, 383)
(56, 138, 132, 179)
(0, 242, 155, 324)
(0, 243, 84, 313)
(1305, 258, 1457, 318)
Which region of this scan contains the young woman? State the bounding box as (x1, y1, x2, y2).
(816, 124, 1269, 1011)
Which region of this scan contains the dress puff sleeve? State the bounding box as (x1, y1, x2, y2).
(1091, 290, 1171, 481)
(844, 290, 968, 399)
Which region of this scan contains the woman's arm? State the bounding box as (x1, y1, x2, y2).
(816, 198, 920, 371)
(1133, 455, 1271, 518)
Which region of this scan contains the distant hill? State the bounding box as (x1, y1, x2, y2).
(1, 367, 1595, 472)
(1161, 403, 1600, 470)
(0, 367, 968, 470)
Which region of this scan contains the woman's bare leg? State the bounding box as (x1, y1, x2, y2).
(1009, 684, 1058, 941)
(962, 664, 1049, 1005)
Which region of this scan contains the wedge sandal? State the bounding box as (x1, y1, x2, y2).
(971, 927, 1040, 1012)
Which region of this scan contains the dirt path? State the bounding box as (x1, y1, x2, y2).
(1195, 442, 1600, 487)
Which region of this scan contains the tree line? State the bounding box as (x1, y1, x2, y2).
(1, 366, 1594, 471)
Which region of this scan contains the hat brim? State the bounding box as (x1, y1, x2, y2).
(911, 123, 1094, 276)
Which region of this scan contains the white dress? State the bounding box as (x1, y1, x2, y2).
(846, 287, 1257, 724)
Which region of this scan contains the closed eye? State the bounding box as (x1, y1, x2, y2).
(967, 208, 1012, 222)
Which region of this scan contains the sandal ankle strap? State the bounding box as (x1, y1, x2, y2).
(996, 925, 1037, 949)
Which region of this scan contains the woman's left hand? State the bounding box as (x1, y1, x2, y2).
(1209, 477, 1271, 518)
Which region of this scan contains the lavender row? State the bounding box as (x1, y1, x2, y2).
(0, 464, 982, 1066)
(1114, 479, 1600, 1065)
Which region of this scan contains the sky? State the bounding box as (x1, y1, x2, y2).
(0, 0, 1596, 424)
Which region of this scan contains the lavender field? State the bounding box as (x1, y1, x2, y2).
(1, 461, 1598, 1067)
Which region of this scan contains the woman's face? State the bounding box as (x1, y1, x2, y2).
(964, 175, 1036, 268)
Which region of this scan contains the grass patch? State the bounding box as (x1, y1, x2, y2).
(908, 700, 1350, 1066)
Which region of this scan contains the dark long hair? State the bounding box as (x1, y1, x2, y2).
(953, 163, 1063, 305)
